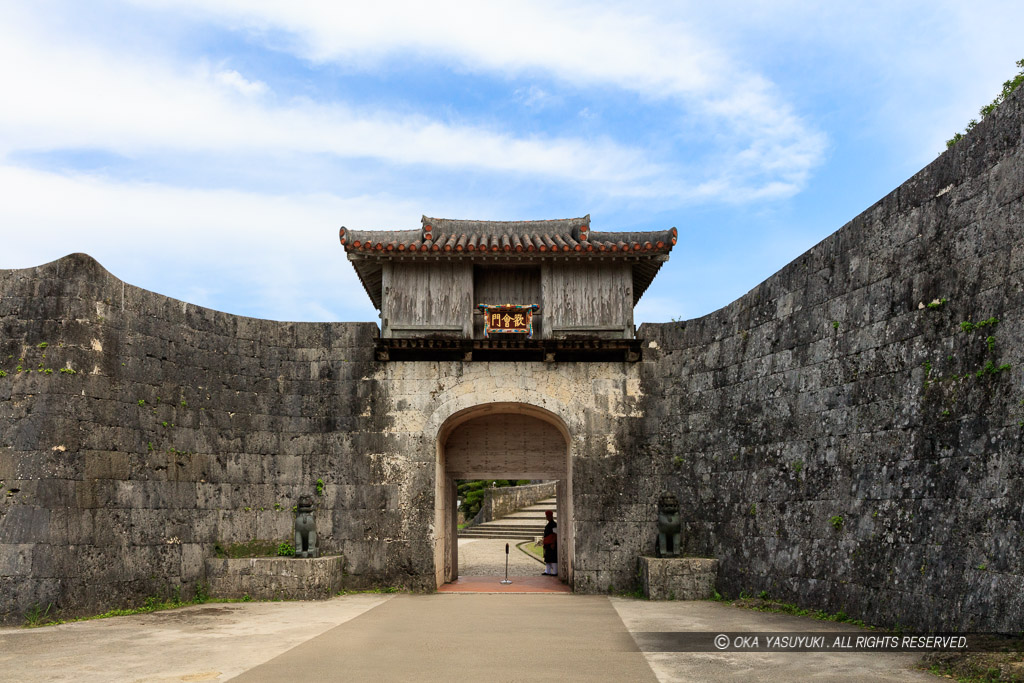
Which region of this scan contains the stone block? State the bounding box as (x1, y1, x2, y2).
(0, 506, 51, 544)
(47, 507, 95, 545)
(0, 544, 33, 576)
(179, 542, 206, 579)
(204, 555, 343, 600)
(639, 556, 719, 600)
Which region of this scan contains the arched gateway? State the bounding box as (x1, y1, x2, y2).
(434, 403, 572, 586)
(340, 214, 677, 592)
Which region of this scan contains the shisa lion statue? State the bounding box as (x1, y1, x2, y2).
(294, 494, 318, 558)
(656, 491, 682, 558)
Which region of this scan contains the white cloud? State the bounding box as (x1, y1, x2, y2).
(0, 16, 661, 189)
(0, 165, 414, 321)
(119, 0, 826, 199)
(133, 0, 717, 93)
(212, 67, 268, 97)
(650, 0, 1024, 163)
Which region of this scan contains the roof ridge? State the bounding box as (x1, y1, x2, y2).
(422, 214, 590, 226)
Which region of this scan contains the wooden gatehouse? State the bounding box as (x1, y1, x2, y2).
(339, 215, 677, 361)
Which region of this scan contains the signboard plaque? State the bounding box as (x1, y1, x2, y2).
(477, 303, 539, 338)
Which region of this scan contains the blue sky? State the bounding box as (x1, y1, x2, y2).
(2, 1, 1022, 325)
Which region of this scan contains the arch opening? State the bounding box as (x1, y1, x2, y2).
(435, 402, 573, 588)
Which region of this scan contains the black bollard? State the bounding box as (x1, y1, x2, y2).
(500, 542, 512, 584)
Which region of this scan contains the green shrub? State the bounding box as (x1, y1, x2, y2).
(24, 602, 55, 627)
(457, 479, 534, 518)
(947, 59, 1024, 148)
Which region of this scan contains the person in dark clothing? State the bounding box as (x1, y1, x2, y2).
(542, 510, 557, 576)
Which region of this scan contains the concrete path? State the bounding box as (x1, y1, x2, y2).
(235, 594, 656, 682)
(0, 594, 936, 682)
(0, 594, 390, 683)
(611, 599, 934, 682)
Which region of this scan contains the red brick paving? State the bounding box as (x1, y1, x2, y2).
(437, 574, 571, 593)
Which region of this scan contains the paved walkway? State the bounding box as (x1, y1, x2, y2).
(612, 599, 933, 682)
(235, 594, 655, 682)
(0, 595, 390, 683)
(0, 595, 935, 682)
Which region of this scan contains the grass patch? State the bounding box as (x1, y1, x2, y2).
(213, 540, 281, 559)
(23, 602, 55, 627)
(517, 540, 544, 562)
(920, 641, 1024, 682)
(726, 597, 873, 629)
(23, 583, 221, 628)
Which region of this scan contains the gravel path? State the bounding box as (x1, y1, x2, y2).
(458, 537, 545, 576)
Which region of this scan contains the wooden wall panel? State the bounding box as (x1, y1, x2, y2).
(472, 266, 542, 338)
(380, 261, 636, 340)
(542, 262, 632, 339)
(382, 262, 473, 337)
(444, 412, 566, 479)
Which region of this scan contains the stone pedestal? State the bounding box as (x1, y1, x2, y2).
(205, 556, 343, 601)
(638, 556, 718, 600)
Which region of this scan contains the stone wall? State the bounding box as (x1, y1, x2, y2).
(205, 556, 343, 600)
(0, 255, 644, 623)
(472, 482, 557, 524)
(1, 84, 1022, 632)
(0, 256, 433, 623)
(608, 86, 1024, 631)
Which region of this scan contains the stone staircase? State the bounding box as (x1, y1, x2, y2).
(458, 497, 556, 539)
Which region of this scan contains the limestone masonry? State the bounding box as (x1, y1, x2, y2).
(2, 86, 1023, 630)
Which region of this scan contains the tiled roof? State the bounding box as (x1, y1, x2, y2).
(339, 215, 677, 255)
(340, 215, 677, 310)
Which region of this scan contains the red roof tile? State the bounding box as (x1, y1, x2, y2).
(339, 215, 677, 309)
(339, 215, 676, 258)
